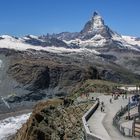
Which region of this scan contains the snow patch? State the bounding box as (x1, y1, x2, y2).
(112, 34, 140, 51)
(45, 47, 100, 54)
(1, 35, 14, 39)
(92, 34, 104, 40)
(64, 35, 107, 48)
(0, 113, 31, 140)
(92, 14, 104, 30)
(22, 35, 39, 40)
(122, 35, 140, 46)
(0, 36, 100, 54)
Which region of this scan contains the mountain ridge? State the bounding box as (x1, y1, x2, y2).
(0, 12, 140, 52)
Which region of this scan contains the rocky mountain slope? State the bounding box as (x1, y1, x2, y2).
(0, 48, 139, 112)
(12, 99, 93, 140)
(49, 12, 140, 51)
(0, 11, 140, 112)
(0, 12, 140, 52)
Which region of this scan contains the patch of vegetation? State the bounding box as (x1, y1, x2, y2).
(71, 80, 121, 99)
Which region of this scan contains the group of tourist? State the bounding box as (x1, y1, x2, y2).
(100, 93, 128, 113)
(112, 92, 127, 100)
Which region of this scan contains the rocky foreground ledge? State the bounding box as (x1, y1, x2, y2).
(11, 99, 93, 140)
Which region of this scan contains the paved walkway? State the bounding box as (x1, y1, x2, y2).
(87, 94, 139, 140)
(88, 105, 111, 140)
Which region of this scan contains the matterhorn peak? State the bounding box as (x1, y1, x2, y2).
(91, 12, 104, 29)
(81, 11, 105, 34)
(93, 11, 99, 17)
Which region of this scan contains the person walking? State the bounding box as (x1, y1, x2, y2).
(122, 94, 124, 100)
(102, 106, 105, 112)
(110, 98, 112, 103)
(101, 106, 103, 112)
(101, 101, 105, 112)
(101, 101, 104, 106)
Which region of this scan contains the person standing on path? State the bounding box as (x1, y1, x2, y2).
(100, 101, 105, 112)
(122, 94, 124, 100)
(110, 98, 112, 103)
(101, 106, 103, 112)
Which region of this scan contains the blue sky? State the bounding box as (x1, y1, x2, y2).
(0, 0, 140, 37)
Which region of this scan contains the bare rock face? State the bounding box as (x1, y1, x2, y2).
(12, 99, 93, 140)
(0, 49, 138, 106)
(0, 48, 139, 109)
(7, 57, 98, 93)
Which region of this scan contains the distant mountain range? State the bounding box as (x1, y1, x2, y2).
(0, 12, 140, 52)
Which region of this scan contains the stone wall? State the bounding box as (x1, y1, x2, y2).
(82, 101, 103, 140)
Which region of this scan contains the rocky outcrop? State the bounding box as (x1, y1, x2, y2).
(7, 53, 100, 95)
(0, 49, 137, 104)
(0, 47, 139, 108)
(12, 99, 93, 140)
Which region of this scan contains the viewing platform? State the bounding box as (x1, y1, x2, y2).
(82, 93, 139, 140)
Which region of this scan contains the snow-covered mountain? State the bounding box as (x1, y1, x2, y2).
(0, 11, 140, 53)
(0, 35, 99, 54)
(59, 12, 140, 51)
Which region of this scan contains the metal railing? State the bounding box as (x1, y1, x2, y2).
(113, 104, 133, 137)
